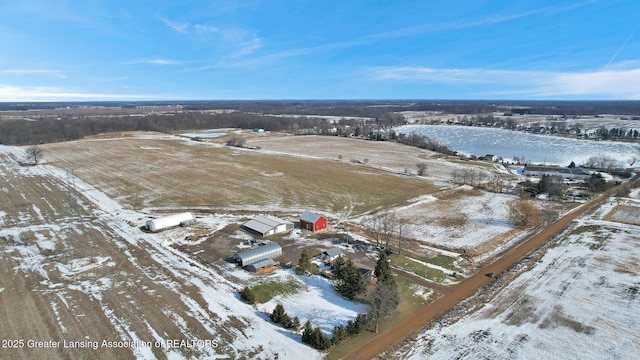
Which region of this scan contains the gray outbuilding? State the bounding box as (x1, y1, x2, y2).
(233, 242, 282, 266)
(242, 215, 294, 237)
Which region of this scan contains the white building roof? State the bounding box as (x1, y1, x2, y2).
(242, 215, 293, 235)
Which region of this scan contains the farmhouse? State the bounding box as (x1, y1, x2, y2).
(233, 242, 282, 267)
(299, 211, 327, 232)
(246, 258, 277, 273)
(321, 247, 343, 262)
(242, 215, 294, 237)
(522, 165, 591, 180)
(146, 212, 195, 232)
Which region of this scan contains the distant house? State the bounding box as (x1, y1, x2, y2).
(233, 242, 282, 267)
(242, 215, 294, 237)
(523, 165, 591, 180)
(481, 154, 499, 162)
(321, 247, 343, 262)
(299, 211, 327, 232)
(246, 258, 277, 273)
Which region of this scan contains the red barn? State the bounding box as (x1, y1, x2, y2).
(300, 211, 327, 232)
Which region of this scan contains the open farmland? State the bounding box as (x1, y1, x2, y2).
(0, 146, 332, 359)
(246, 134, 499, 182)
(43, 134, 437, 215)
(392, 198, 640, 360)
(2, 130, 607, 360)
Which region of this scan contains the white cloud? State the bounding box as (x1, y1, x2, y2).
(158, 15, 189, 34)
(158, 15, 219, 36)
(1, 69, 67, 78)
(0, 84, 169, 101)
(127, 58, 183, 66)
(368, 64, 640, 99)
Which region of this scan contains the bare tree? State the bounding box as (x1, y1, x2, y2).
(416, 162, 428, 176)
(507, 200, 541, 227)
(363, 211, 398, 251)
(367, 281, 399, 333)
(25, 146, 43, 165)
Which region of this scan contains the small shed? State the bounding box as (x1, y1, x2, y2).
(321, 247, 343, 262)
(246, 258, 277, 273)
(146, 212, 195, 232)
(300, 211, 327, 232)
(242, 215, 294, 237)
(233, 242, 282, 267)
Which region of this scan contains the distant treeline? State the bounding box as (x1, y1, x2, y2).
(3, 99, 640, 145)
(3, 99, 640, 115)
(0, 112, 332, 145)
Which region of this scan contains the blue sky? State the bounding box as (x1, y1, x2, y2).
(0, 0, 639, 101)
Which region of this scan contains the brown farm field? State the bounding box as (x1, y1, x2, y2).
(43, 134, 439, 215)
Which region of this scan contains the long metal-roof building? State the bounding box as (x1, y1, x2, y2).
(241, 215, 294, 237)
(233, 242, 282, 266)
(146, 212, 195, 232)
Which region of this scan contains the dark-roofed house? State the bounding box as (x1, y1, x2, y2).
(246, 258, 277, 273)
(233, 242, 282, 267)
(321, 247, 343, 262)
(300, 211, 327, 232)
(242, 215, 294, 237)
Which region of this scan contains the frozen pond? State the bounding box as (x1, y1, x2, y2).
(397, 125, 637, 166)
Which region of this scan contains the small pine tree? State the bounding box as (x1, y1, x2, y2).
(240, 286, 256, 304)
(290, 316, 301, 331)
(301, 320, 314, 344)
(374, 251, 395, 286)
(312, 327, 331, 350)
(270, 304, 286, 323)
(331, 325, 348, 345)
(281, 313, 292, 328)
(296, 249, 312, 275)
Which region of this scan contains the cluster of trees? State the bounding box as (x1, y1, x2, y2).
(595, 126, 640, 140)
(395, 133, 456, 155)
(301, 314, 368, 349)
(451, 168, 492, 187)
(270, 304, 301, 331)
(362, 211, 407, 254)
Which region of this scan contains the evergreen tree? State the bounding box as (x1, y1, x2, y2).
(331, 325, 348, 345)
(296, 249, 312, 275)
(270, 304, 286, 323)
(374, 251, 395, 286)
(335, 258, 365, 300)
(331, 255, 346, 279)
(312, 327, 332, 350)
(239, 286, 256, 304)
(568, 161, 576, 168)
(301, 320, 314, 344)
(281, 313, 292, 328)
(291, 316, 301, 331)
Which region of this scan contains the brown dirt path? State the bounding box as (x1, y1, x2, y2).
(340, 180, 634, 360)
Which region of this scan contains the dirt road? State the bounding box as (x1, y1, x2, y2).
(341, 181, 633, 360)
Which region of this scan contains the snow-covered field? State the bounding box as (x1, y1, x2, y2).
(394, 199, 640, 359)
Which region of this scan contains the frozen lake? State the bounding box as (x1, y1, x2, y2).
(397, 125, 637, 166)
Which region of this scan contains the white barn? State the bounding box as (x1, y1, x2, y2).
(146, 212, 195, 232)
(242, 215, 294, 237)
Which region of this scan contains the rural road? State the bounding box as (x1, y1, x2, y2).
(340, 178, 636, 360)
